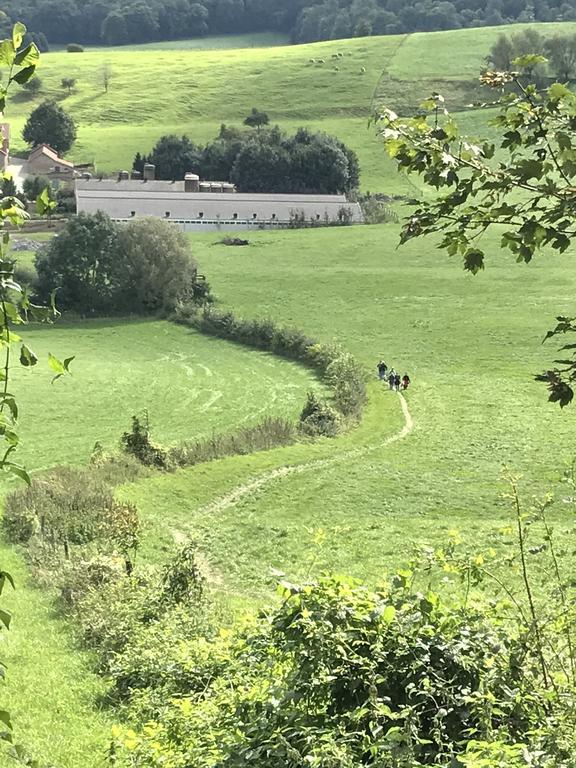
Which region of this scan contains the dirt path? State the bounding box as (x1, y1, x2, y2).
(193, 392, 414, 518)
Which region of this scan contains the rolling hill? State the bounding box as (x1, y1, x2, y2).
(8, 22, 576, 193)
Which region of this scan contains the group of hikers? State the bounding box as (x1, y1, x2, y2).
(377, 360, 410, 391)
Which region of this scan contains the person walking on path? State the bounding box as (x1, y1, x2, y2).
(394, 373, 401, 391)
(377, 360, 388, 380)
(388, 368, 397, 390)
(401, 373, 410, 390)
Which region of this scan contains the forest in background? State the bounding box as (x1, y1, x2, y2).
(3, 0, 576, 47)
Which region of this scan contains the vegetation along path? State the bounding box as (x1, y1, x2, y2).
(188, 391, 412, 520)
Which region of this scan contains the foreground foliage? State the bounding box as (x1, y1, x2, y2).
(112, 484, 576, 767)
(378, 68, 576, 406)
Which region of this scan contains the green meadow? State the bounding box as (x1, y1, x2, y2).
(7, 22, 576, 193)
(4, 22, 576, 768)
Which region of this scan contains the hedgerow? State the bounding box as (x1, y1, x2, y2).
(174, 304, 367, 440)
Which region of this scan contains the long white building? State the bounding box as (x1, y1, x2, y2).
(75, 168, 363, 231)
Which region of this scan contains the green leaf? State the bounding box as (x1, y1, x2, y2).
(6, 463, 30, 485)
(19, 344, 38, 367)
(12, 22, 26, 50)
(0, 609, 11, 630)
(463, 248, 485, 274)
(548, 82, 570, 103)
(36, 187, 56, 216)
(512, 53, 547, 70)
(0, 40, 15, 67)
(48, 353, 74, 382)
(11, 66, 36, 86)
(382, 605, 396, 624)
(13, 42, 39, 68)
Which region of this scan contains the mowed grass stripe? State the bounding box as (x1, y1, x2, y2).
(8, 318, 325, 473)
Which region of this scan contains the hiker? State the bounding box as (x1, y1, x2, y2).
(394, 373, 401, 391)
(401, 373, 410, 390)
(388, 368, 396, 390)
(377, 360, 388, 380)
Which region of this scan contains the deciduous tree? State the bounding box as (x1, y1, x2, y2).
(22, 99, 76, 154)
(377, 62, 576, 405)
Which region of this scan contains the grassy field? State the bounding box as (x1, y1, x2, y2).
(119, 224, 576, 596)
(7, 22, 575, 193)
(9, 317, 323, 474)
(1, 315, 323, 766)
(5, 21, 576, 767)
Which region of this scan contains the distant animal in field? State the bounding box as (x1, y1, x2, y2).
(360, 66, 366, 73)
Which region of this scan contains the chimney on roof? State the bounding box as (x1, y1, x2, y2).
(118, 170, 129, 181)
(143, 163, 155, 181)
(184, 173, 200, 193)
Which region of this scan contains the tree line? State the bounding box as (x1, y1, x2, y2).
(134, 123, 360, 194)
(4, 0, 576, 48)
(487, 27, 576, 81)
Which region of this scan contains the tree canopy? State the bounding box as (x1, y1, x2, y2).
(22, 100, 77, 154)
(136, 125, 359, 194)
(4, 0, 576, 47)
(35, 213, 202, 315)
(378, 64, 576, 406)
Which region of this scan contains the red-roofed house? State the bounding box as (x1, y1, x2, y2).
(26, 144, 75, 179)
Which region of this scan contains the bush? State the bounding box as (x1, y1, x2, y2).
(174, 305, 368, 435)
(169, 417, 296, 468)
(22, 175, 52, 202)
(108, 606, 213, 704)
(326, 352, 367, 417)
(13, 264, 37, 290)
(299, 390, 341, 437)
(112, 574, 547, 767)
(66, 43, 84, 52)
(3, 466, 141, 566)
(121, 413, 169, 469)
(35, 214, 204, 316)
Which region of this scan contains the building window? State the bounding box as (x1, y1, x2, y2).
(233, 213, 238, 220)
(199, 212, 204, 218)
(165, 211, 170, 218)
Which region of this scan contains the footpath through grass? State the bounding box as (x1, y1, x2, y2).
(122, 224, 576, 596)
(1, 315, 323, 765)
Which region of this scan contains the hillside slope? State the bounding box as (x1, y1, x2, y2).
(8, 22, 576, 192)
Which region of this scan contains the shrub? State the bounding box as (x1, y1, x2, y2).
(35, 214, 204, 315)
(66, 43, 84, 52)
(71, 569, 159, 668)
(299, 391, 341, 437)
(108, 606, 213, 704)
(21, 76, 42, 94)
(174, 306, 368, 435)
(326, 352, 367, 417)
(14, 263, 37, 290)
(3, 466, 141, 567)
(168, 417, 296, 468)
(112, 574, 548, 767)
(121, 413, 169, 469)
